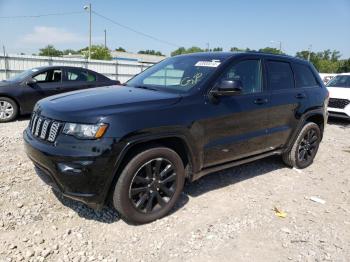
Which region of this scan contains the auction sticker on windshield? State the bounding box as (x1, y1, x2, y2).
(195, 60, 221, 67)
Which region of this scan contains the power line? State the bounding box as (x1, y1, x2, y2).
(92, 11, 180, 48)
(0, 9, 180, 48)
(0, 11, 84, 19)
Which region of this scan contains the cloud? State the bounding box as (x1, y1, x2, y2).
(21, 26, 85, 45)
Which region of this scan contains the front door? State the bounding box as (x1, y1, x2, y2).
(21, 68, 63, 112)
(201, 58, 273, 168)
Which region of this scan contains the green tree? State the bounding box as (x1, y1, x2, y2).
(138, 50, 163, 56)
(38, 45, 63, 57)
(337, 59, 350, 73)
(80, 45, 112, 60)
(259, 47, 283, 54)
(230, 47, 251, 52)
(171, 47, 186, 56)
(331, 50, 341, 62)
(62, 49, 79, 55)
(205, 47, 223, 52)
(296, 49, 343, 73)
(115, 47, 126, 52)
(171, 46, 204, 56)
(186, 46, 204, 54)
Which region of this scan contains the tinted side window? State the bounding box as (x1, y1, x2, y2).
(87, 72, 96, 82)
(33, 69, 62, 83)
(293, 63, 319, 88)
(267, 61, 294, 90)
(219, 60, 262, 94)
(66, 68, 90, 82)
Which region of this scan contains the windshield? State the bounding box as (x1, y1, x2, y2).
(126, 56, 223, 93)
(6, 68, 40, 82)
(327, 75, 350, 88)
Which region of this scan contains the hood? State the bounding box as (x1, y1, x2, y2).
(37, 85, 182, 122)
(0, 81, 13, 88)
(326, 86, 350, 100)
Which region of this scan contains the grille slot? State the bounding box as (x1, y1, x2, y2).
(29, 114, 62, 143)
(34, 118, 43, 136)
(40, 120, 51, 139)
(328, 98, 350, 109)
(48, 122, 61, 142)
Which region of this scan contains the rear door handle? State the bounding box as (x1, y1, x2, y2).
(296, 93, 306, 99)
(254, 98, 268, 105)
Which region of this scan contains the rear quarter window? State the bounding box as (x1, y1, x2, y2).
(293, 63, 319, 88)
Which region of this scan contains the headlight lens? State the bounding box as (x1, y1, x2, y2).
(62, 123, 108, 139)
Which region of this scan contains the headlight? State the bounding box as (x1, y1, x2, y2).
(62, 123, 108, 139)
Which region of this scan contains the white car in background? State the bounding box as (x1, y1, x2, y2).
(326, 73, 350, 119)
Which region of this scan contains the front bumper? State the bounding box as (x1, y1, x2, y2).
(327, 106, 350, 119)
(23, 128, 123, 209)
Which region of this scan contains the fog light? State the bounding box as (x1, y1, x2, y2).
(57, 163, 82, 174)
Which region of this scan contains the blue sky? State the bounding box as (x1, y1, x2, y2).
(0, 0, 349, 58)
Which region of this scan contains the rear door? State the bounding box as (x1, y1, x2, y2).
(264, 59, 309, 149)
(201, 57, 273, 167)
(60, 68, 96, 92)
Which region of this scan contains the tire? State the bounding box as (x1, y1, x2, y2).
(282, 122, 321, 169)
(0, 97, 18, 123)
(113, 147, 185, 224)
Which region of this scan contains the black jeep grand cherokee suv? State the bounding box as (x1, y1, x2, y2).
(24, 52, 328, 224)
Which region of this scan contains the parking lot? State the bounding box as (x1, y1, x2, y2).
(0, 118, 349, 262)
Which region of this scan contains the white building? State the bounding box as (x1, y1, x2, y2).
(111, 51, 166, 64)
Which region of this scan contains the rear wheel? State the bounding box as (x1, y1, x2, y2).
(282, 122, 321, 169)
(0, 97, 18, 123)
(113, 147, 185, 224)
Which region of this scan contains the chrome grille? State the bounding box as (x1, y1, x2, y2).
(29, 113, 62, 143)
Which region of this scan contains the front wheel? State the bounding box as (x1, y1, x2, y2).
(282, 122, 321, 169)
(113, 147, 185, 224)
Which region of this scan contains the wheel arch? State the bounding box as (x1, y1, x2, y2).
(0, 94, 21, 114)
(305, 113, 325, 135)
(285, 109, 326, 153)
(104, 134, 197, 205)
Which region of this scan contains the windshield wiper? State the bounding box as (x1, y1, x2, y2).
(133, 85, 158, 91)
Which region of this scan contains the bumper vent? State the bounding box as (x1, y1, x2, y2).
(29, 113, 62, 143)
(328, 98, 350, 109)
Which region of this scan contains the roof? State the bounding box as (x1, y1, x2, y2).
(176, 51, 308, 64)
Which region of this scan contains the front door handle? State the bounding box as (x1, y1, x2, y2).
(254, 98, 268, 105)
(296, 93, 306, 99)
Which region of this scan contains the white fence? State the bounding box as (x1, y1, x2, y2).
(0, 54, 154, 83)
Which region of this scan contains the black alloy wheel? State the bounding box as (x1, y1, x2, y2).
(282, 122, 321, 169)
(297, 128, 319, 164)
(113, 147, 185, 224)
(129, 158, 177, 214)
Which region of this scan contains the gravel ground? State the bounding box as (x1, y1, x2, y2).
(0, 117, 349, 262)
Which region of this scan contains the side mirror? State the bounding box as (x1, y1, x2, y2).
(26, 78, 37, 87)
(210, 80, 243, 97)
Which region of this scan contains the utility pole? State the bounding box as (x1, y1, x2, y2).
(104, 29, 107, 49)
(84, 4, 92, 60)
(3, 46, 8, 80)
(279, 41, 282, 53)
(206, 43, 210, 52)
(307, 44, 312, 61)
